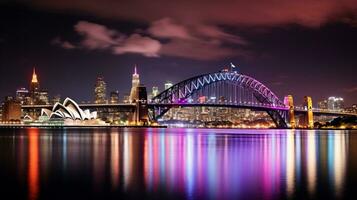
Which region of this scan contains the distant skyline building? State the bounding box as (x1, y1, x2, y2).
(52, 95, 61, 104)
(327, 96, 344, 111)
(16, 87, 29, 105)
(318, 99, 328, 109)
(164, 81, 173, 90)
(129, 65, 140, 103)
(148, 86, 160, 102)
(110, 91, 119, 104)
(30, 68, 40, 104)
(38, 90, 49, 105)
(94, 77, 107, 104)
(152, 86, 159, 97)
(1, 96, 21, 122)
(123, 94, 130, 103)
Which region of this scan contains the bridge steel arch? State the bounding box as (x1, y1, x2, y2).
(151, 71, 288, 128)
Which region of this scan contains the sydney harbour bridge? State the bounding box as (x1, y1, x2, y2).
(22, 70, 357, 128)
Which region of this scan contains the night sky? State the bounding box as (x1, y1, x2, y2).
(0, 0, 356, 106)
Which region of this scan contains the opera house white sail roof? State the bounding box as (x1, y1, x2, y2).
(41, 98, 97, 120)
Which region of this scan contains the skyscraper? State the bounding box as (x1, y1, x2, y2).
(30, 68, 40, 104)
(129, 65, 140, 103)
(94, 77, 107, 104)
(327, 97, 344, 111)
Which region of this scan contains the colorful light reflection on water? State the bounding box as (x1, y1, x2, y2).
(0, 128, 355, 200)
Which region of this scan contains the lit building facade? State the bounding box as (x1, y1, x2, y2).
(152, 86, 159, 97)
(1, 96, 21, 121)
(38, 90, 49, 105)
(110, 91, 119, 104)
(16, 87, 29, 105)
(164, 81, 173, 90)
(123, 94, 130, 103)
(327, 97, 344, 111)
(94, 77, 107, 104)
(30, 68, 40, 104)
(129, 66, 140, 103)
(148, 86, 160, 102)
(318, 100, 328, 109)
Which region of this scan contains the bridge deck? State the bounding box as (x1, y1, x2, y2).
(21, 103, 357, 117)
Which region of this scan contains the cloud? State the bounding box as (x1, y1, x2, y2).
(113, 34, 161, 57)
(148, 18, 193, 40)
(30, 0, 357, 27)
(54, 21, 161, 57)
(55, 19, 249, 60)
(74, 21, 121, 49)
(51, 37, 76, 49)
(148, 18, 248, 60)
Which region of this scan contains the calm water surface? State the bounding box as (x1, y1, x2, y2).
(0, 128, 356, 200)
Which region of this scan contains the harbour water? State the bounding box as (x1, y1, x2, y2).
(0, 128, 356, 200)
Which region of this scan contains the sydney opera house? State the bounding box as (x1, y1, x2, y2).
(38, 98, 106, 125)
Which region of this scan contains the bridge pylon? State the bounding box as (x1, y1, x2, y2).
(303, 96, 314, 128)
(132, 85, 149, 125)
(284, 95, 296, 128)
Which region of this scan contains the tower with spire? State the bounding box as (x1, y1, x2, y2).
(30, 67, 40, 104)
(129, 65, 140, 103)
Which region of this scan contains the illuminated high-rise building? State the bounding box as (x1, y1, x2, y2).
(327, 96, 344, 111)
(94, 77, 107, 104)
(16, 87, 29, 105)
(30, 68, 40, 104)
(164, 81, 173, 90)
(110, 91, 119, 104)
(129, 65, 140, 103)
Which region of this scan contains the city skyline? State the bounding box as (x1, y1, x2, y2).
(5, 66, 356, 108)
(0, 1, 357, 106)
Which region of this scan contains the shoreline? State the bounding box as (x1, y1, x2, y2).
(0, 124, 355, 130)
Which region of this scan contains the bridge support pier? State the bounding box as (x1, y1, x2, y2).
(303, 96, 314, 128)
(284, 95, 296, 128)
(132, 85, 149, 125)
